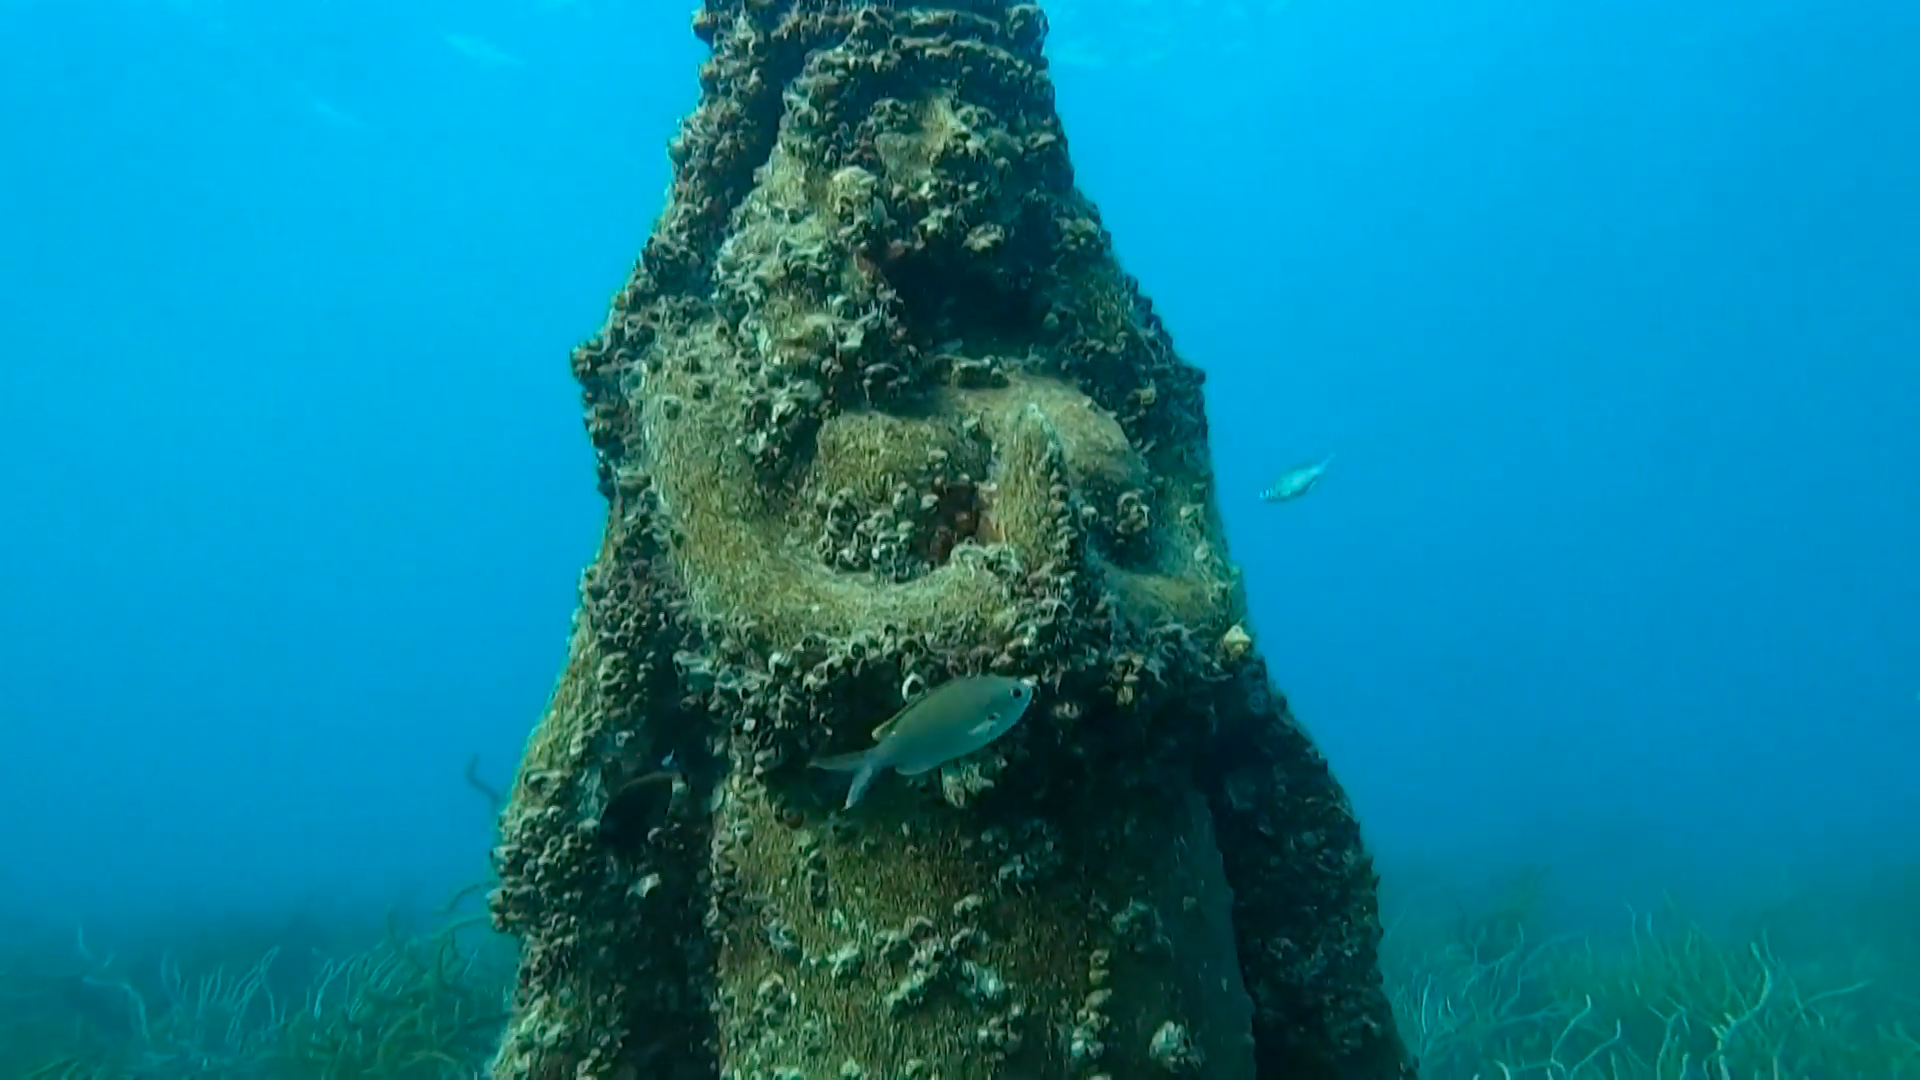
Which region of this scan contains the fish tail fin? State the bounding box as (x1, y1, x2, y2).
(810, 750, 869, 773)
(842, 762, 879, 810)
(812, 749, 882, 809)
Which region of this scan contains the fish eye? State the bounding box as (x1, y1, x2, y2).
(1010, 685, 1026, 698)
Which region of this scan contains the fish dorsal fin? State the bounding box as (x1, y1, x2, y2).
(871, 692, 934, 741)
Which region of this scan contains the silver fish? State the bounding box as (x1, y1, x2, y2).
(1260, 454, 1335, 503)
(811, 675, 1037, 809)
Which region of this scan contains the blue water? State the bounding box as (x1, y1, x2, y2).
(2, 0, 1915, 968)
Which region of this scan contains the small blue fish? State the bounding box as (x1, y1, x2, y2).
(1260, 454, 1335, 503)
(811, 675, 1036, 809)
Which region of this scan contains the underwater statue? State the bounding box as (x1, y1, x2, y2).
(485, 3, 1417, 1078)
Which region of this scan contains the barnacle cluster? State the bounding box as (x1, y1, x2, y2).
(487, 2, 1415, 1078)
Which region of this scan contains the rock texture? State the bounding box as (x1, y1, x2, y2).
(485, 3, 1417, 1079)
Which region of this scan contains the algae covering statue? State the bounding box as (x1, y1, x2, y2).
(486, 3, 1418, 1078)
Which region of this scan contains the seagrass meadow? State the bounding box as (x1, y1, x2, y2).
(0, 902, 516, 1079)
(482, 1, 1413, 1077)
(5, 869, 1917, 1078)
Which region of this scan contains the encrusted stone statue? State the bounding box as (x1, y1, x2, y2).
(486, 4, 1417, 1078)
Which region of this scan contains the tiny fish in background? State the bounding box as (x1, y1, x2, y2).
(811, 675, 1037, 809)
(1260, 454, 1335, 503)
(440, 31, 527, 68)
